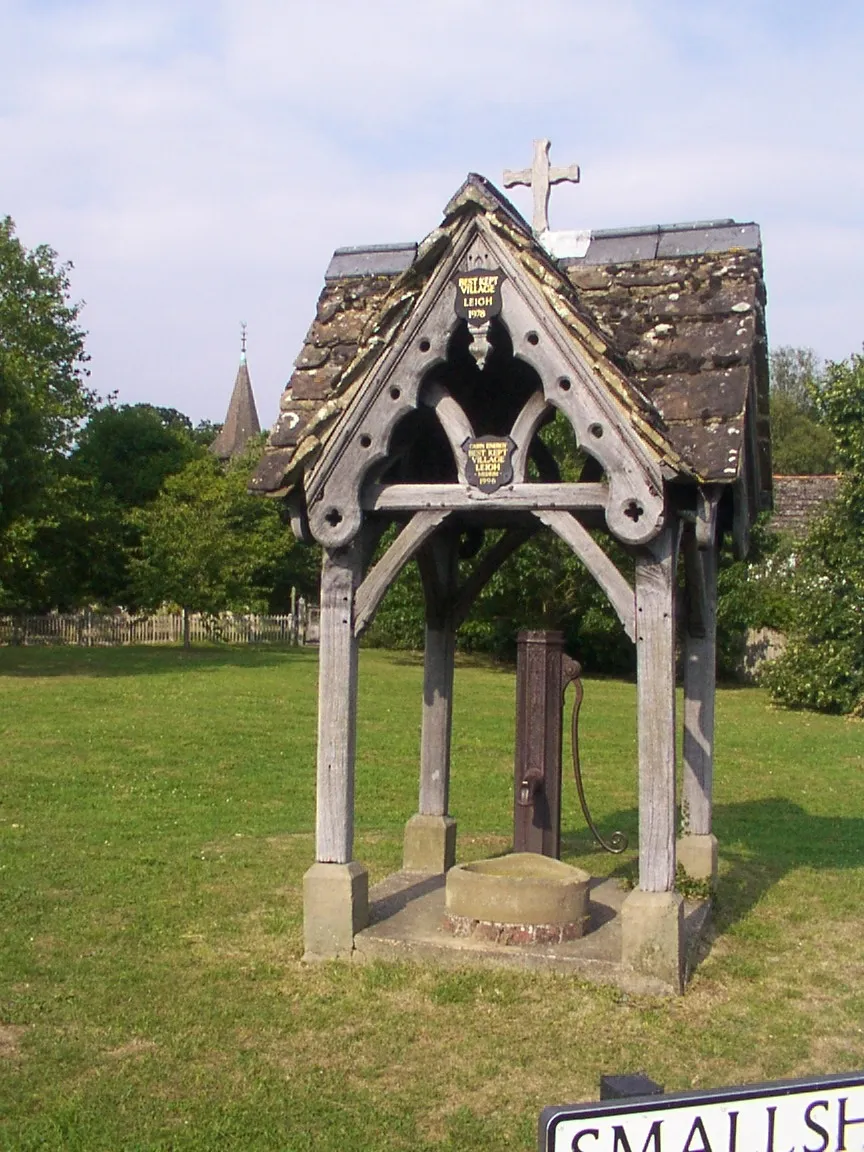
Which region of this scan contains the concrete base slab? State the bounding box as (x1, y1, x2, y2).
(402, 814, 456, 874)
(677, 833, 718, 882)
(621, 889, 685, 994)
(351, 870, 710, 996)
(303, 861, 369, 961)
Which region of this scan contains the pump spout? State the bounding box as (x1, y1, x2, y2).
(517, 770, 544, 807)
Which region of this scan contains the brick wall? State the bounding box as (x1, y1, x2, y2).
(770, 475, 839, 536)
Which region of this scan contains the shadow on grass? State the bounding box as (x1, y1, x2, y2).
(0, 644, 320, 679)
(368, 647, 519, 675)
(711, 797, 864, 931)
(566, 797, 864, 935)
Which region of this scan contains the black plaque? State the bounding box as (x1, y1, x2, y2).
(462, 435, 515, 492)
(453, 268, 504, 325)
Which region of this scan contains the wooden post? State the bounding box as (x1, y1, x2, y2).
(417, 534, 458, 818)
(404, 534, 458, 873)
(680, 539, 719, 880)
(633, 524, 679, 894)
(419, 617, 456, 817)
(622, 521, 684, 992)
(304, 541, 369, 960)
(315, 544, 362, 864)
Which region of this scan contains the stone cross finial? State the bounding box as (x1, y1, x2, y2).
(503, 139, 580, 234)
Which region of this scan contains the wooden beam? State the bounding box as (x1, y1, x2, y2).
(316, 543, 363, 864)
(683, 541, 718, 839)
(537, 510, 636, 641)
(634, 524, 679, 893)
(452, 526, 538, 629)
(695, 486, 721, 550)
(362, 482, 607, 514)
(420, 382, 473, 484)
(509, 391, 549, 482)
(682, 525, 707, 639)
(354, 510, 451, 638)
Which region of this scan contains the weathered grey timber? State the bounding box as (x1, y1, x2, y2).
(633, 525, 679, 895)
(417, 535, 458, 819)
(679, 515, 720, 882)
(535, 510, 635, 641)
(315, 543, 363, 864)
(353, 510, 449, 637)
(253, 161, 770, 992)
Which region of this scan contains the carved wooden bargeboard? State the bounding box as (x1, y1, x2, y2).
(250, 165, 770, 985)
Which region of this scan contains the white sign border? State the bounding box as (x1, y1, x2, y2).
(540, 1071, 864, 1152)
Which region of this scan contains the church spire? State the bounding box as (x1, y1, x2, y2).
(210, 322, 261, 461)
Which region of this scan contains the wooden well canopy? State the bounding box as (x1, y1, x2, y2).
(251, 172, 770, 979)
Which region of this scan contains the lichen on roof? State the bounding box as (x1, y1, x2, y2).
(250, 172, 769, 509)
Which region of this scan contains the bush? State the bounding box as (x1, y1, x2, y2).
(715, 520, 797, 679)
(760, 352, 864, 715)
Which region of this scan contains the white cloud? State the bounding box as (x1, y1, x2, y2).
(1, 0, 862, 426)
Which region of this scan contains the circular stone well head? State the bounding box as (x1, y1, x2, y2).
(445, 853, 590, 938)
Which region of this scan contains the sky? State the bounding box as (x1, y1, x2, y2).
(3, 0, 863, 430)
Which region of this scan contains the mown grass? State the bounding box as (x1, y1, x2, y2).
(0, 645, 862, 1151)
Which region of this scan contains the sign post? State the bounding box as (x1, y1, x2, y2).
(540, 1072, 864, 1152)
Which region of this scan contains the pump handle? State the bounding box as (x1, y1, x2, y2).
(567, 670, 628, 854)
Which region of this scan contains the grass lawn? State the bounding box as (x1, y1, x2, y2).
(0, 645, 862, 1151)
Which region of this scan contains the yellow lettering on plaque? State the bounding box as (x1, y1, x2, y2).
(467, 440, 510, 484)
(458, 275, 500, 300)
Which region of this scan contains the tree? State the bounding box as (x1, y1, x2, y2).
(71, 403, 203, 507)
(761, 351, 864, 714)
(130, 447, 312, 640)
(769, 346, 835, 475)
(0, 218, 95, 520)
(0, 403, 211, 611)
(0, 217, 97, 610)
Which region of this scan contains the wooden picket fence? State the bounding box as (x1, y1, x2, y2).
(0, 606, 320, 648)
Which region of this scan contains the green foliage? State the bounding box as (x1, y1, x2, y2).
(769, 346, 836, 475)
(71, 403, 202, 507)
(714, 520, 797, 678)
(0, 218, 96, 609)
(130, 445, 309, 616)
(769, 393, 836, 475)
(761, 352, 864, 714)
(769, 345, 823, 410)
(366, 521, 634, 673)
(0, 402, 214, 611)
(0, 218, 94, 526)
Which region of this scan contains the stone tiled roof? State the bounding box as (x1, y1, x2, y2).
(770, 474, 839, 536)
(251, 175, 769, 512)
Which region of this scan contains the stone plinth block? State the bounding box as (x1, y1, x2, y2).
(303, 861, 368, 961)
(403, 814, 456, 874)
(677, 833, 718, 882)
(621, 889, 684, 994)
(681, 829, 718, 880)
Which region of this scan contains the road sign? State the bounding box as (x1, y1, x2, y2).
(540, 1071, 864, 1152)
